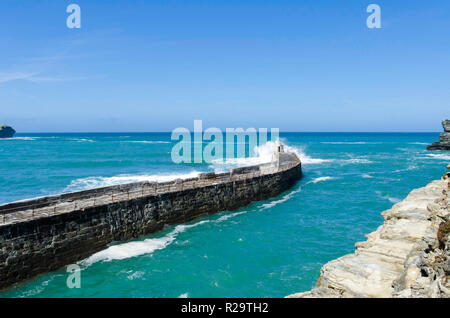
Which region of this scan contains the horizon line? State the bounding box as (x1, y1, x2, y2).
(14, 131, 441, 134)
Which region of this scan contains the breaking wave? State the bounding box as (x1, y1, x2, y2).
(209, 141, 331, 172)
(64, 171, 201, 192)
(283, 144, 332, 164)
(209, 141, 277, 171)
(424, 153, 450, 160)
(82, 220, 210, 265)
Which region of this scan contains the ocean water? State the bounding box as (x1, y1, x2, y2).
(0, 132, 449, 298)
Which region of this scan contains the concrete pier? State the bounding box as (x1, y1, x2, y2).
(0, 148, 301, 290)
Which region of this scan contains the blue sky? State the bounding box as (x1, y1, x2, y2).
(0, 0, 449, 132)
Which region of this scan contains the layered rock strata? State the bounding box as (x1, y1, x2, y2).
(288, 168, 450, 298)
(427, 120, 450, 150)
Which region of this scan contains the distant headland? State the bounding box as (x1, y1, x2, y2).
(427, 120, 450, 151)
(0, 124, 15, 138)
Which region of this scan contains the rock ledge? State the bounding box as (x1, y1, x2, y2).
(427, 120, 450, 150)
(287, 172, 450, 298)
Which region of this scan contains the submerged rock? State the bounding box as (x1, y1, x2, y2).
(0, 124, 15, 138)
(427, 120, 450, 151)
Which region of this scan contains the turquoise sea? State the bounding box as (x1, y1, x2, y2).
(0, 132, 449, 298)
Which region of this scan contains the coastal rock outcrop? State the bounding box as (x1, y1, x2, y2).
(287, 169, 450, 298)
(427, 120, 450, 151)
(0, 124, 15, 138)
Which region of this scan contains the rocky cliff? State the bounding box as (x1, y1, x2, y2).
(427, 120, 450, 150)
(287, 166, 450, 298)
(0, 124, 15, 138)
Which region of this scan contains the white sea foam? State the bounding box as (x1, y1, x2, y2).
(65, 171, 201, 192)
(82, 220, 210, 265)
(0, 136, 62, 141)
(215, 211, 248, 222)
(408, 142, 429, 145)
(376, 191, 401, 204)
(34, 136, 60, 139)
(69, 138, 95, 143)
(321, 141, 380, 145)
(19, 274, 62, 297)
(210, 141, 330, 172)
(384, 196, 401, 204)
(210, 141, 278, 171)
(362, 174, 373, 179)
(216, 186, 304, 221)
(127, 271, 145, 280)
(123, 141, 171, 144)
(283, 144, 331, 164)
(424, 153, 450, 160)
(339, 158, 375, 164)
(308, 176, 335, 184)
(393, 164, 418, 173)
(178, 293, 189, 298)
(259, 188, 302, 211)
(0, 137, 37, 141)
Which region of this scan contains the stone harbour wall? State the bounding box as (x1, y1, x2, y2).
(0, 155, 301, 290)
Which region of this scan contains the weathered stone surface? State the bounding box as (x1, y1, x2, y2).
(444, 120, 450, 132)
(287, 174, 450, 298)
(0, 147, 302, 290)
(0, 124, 15, 138)
(427, 120, 450, 150)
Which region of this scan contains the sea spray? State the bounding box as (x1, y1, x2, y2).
(209, 141, 279, 171)
(64, 171, 201, 192)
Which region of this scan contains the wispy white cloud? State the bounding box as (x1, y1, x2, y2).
(0, 72, 88, 84)
(0, 72, 39, 83)
(26, 75, 89, 83)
